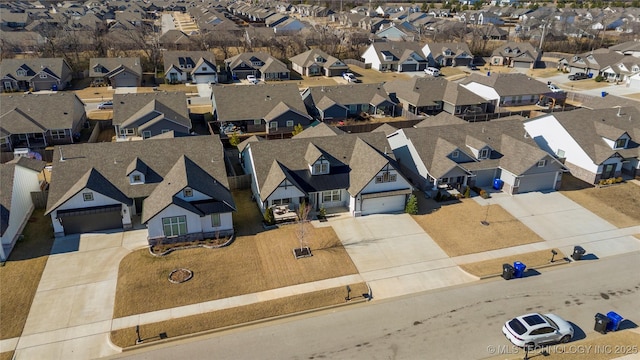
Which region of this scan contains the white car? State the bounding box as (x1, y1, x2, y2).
(547, 83, 563, 92)
(343, 72, 359, 83)
(424, 67, 440, 76)
(97, 101, 113, 110)
(246, 75, 259, 84)
(503, 313, 574, 349)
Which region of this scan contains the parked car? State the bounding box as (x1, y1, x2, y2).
(424, 67, 440, 76)
(547, 83, 563, 92)
(503, 313, 574, 349)
(568, 72, 588, 81)
(246, 75, 259, 84)
(97, 101, 113, 110)
(342, 72, 359, 83)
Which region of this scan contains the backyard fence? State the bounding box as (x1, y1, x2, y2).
(31, 191, 48, 209)
(227, 174, 252, 190)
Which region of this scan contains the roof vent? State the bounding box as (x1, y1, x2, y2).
(59, 147, 65, 162)
(616, 107, 622, 117)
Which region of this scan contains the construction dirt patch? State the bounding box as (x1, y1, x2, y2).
(560, 180, 640, 228)
(459, 248, 566, 278)
(412, 198, 544, 257)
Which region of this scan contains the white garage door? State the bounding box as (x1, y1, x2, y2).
(517, 172, 555, 193)
(361, 195, 406, 215)
(194, 75, 217, 84)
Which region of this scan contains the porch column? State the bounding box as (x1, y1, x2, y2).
(432, 177, 438, 190)
(26, 135, 31, 148)
(42, 132, 48, 146)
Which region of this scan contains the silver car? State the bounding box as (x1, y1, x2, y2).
(503, 313, 574, 348)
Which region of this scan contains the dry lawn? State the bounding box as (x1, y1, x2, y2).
(412, 199, 544, 257)
(460, 249, 566, 278)
(74, 86, 114, 100)
(0, 210, 54, 340)
(110, 282, 368, 348)
(87, 110, 112, 121)
(0, 352, 14, 360)
(560, 79, 610, 91)
(561, 180, 640, 228)
(113, 224, 358, 318)
(486, 330, 640, 360)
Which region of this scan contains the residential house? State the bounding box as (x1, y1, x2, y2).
(163, 51, 220, 84)
(291, 122, 345, 139)
(0, 157, 46, 261)
(302, 83, 398, 121)
(422, 42, 473, 67)
(460, 73, 552, 111)
(211, 83, 312, 135)
(0, 92, 86, 152)
(558, 49, 626, 76)
(600, 61, 640, 84)
(89, 57, 142, 88)
(224, 52, 290, 81)
(45, 135, 235, 241)
(0, 58, 73, 92)
(361, 41, 429, 72)
(523, 107, 640, 184)
(387, 119, 567, 194)
(375, 22, 416, 42)
(384, 77, 489, 117)
(289, 49, 349, 77)
(159, 29, 193, 50)
(610, 40, 640, 58)
(272, 17, 305, 34)
(112, 92, 191, 141)
(491, 42, 541, 69)
(241, 132, 413, 216)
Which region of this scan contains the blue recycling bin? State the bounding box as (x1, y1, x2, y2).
(601, 91, 607, 97)
(51, 84, 58, 91)
(493, 178, 504, 190)
(588, 73, 593, 78)
(606, 311, 624, 331)
(513, 261, 526, 278)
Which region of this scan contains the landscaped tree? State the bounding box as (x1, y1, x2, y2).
(405, 194, 418, 215)
(294, 201, 312, 258)
(292, 123, 304, 136)
(229, 131, 241, 147)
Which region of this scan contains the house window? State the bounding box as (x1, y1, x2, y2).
(18, 134, 27, 140)
(202, 67, 207, 71)
(375, 172, 397, 183)
(479, 148, 489, 159)
(132, 174, 142, 183)
(39, 73, 47, 79)
(272, 198, 290, 206)
(183, 188, 193, 197)
(269, 122, 278, 130)
(162, 129, 170, 133)
(17, 69, 26, 76)
(615, 138, 627, 149)
(83, 192, 94, 201)
(162, 216, 187, 237)
(211, 213, 221, 227)
(322, 190, 341, 202)
(0, 137, 7, 146)
(286, 120, 294, 127)
(451, 150, 459, 158)
(537, 160, 546, 167)
(253, 119, 261, 125)
(142, 130, 151, 139)
(121, 128, 135, 136)
(435, 102, 442, 110)
(556, 149, 566, 158)
(51, 129, 66, 139)
(514, 178, 520, 187)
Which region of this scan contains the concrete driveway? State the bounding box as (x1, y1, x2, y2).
(329, 214, 477, 299)
(14, 229, 148, 360)
(476, 191, 640, 259)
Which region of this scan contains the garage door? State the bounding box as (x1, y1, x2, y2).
(401, 63, 417, 72)
(473, 169, 497, 187)
(58, 205, 123, 235)
(194, 75, 217, 84)
(517, 172, 555, 193)
(361, 195, 406, 215)
(513, 61, 531, 69)
(114, 75, 138, 88)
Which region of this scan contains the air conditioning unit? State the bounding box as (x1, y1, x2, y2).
(13, 148, 30, 159)
(353, 211, 362, 217)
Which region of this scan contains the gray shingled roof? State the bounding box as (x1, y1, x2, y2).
(247, 132, 400, 201)
(401, 119, 560, 178)
(212, 83, 308, 122)
(0, 93, 85, 133)
(415, 112, 467, 127)
(46, 136, 230, 214)
(292, 122, 345, 139)
(371, 123, 397, 135)
(307, 83, 396, 109)
(289, 48, 348, 71)
(384, 77, 447, 107)
(162, 51, 217, 73)
(89, 57, 142, 78)
(535, 107, 640, 164)
(0, 58, 70, 82)
(460, 73, 550, 97)
(112, 92, 190, 128)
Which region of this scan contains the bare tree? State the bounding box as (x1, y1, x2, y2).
(294, 201, 312, 258)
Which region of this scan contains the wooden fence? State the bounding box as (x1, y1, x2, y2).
(31, 191, 48, 209)
(344, 59, 370, 69)
(227, 174, 252, 190)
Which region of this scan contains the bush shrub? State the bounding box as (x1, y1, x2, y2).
(405, 194, 418, 215)
(264, 208, 275, 225)
(594, 75, 604, 82)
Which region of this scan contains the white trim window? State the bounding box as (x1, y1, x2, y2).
(211, 213, 221, 227)
(142, 130, 151, 139)
(131, 174, 142, 183)
(183, 188, 193, 197)
(17, 69, 26, 76)
(253, 119, 261, 125)
(51, 129, 66, 139)
(556, 149, 566, 158)
(272, 198, 290, 206)
(322, 190, 341, 202)
(479, 148, 489, 159)
(615, 138, 627, 149)
(286, 120, 294, 127)
(537, 160, 546, 167)
(162, 216, 187, 237)
(83, 192, 94, 201)
(39, 73, 47, 79)
(451, 150, 459, 158)
(375, 172, 397, 183)
(269, 122, 278, 131)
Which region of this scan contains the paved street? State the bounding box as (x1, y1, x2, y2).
(109, 251, 640, 360)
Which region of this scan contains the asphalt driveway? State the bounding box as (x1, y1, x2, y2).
(328, 214, 477, 299)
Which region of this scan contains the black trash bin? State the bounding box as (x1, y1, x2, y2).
(502, 263, 515, 280)
(572, 246, 586, 260)
(594, 313, 610, 334)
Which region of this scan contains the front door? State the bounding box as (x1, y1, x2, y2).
(602, 164, 615, 179)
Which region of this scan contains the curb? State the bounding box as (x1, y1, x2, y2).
(117, 286, 372, 352)
(478, 258, 572, 280)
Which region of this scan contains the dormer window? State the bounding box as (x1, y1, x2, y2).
(183, 188, 193, 197)
(83, 192, 94, 201)
(615, 138, 627, 149)
(202, 66, 207, 71)
(479, 148, 489, 159)
(17, 69, 26, 76)
(452, 150, 459, 158)
(313, 162, 329, 175)
(537, 160, 546, 167)
(375, 171, 397, 183)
